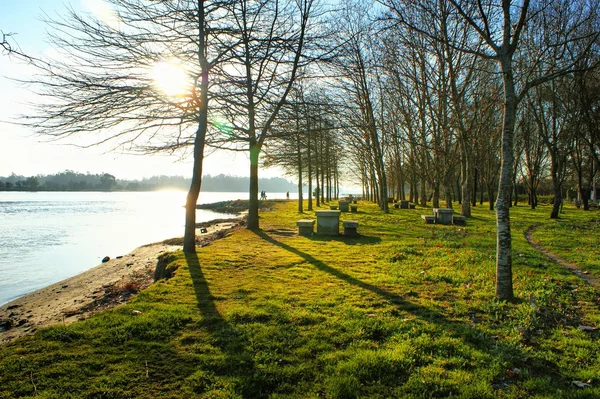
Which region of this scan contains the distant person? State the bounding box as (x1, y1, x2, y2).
(286, 191, 289, 200)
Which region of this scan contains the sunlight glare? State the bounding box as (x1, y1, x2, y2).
(82, 0, 120, 30)
(150, 61, 189, 97)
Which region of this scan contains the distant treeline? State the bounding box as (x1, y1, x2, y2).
(0, 171, 297, 192)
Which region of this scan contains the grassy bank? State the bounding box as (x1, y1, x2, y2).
(1, 200, 599, 398)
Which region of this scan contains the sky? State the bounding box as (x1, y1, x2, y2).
(0, 0, 283, 180)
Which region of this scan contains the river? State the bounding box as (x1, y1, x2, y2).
(0, 190, 294, 305)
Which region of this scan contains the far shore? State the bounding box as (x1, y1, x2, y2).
(0, 216, 245, 345)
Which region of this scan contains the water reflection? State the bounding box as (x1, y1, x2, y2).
(0, 190, 252, 305)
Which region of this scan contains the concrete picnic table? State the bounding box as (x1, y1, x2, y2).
(316, 210, 341, 235)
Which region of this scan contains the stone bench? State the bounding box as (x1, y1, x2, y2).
(316, 210, 341, 235)
(339, 200, 350, 212)
(330, 205, 338, 210)
(421, 215, 435, 224)
(296, 219, 315, 236)
(453, 216, 467, 226)
(343, 220, 359, 236)
(350, 205, 358, 213)
(400, 200, 409, 209)
(433, 208, 454, 225)
(409, 203, 416, 209)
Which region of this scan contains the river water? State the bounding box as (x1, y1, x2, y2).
(0, 191, 292, 305)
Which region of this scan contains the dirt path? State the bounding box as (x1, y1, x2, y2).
(525, 225, 600, 289)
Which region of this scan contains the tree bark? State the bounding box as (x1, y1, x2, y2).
(247, 143, 260, 230)
(307, 131, 313, 211)
(297, 134, 303, 213)
(183, 124, 206, 253)
(420, 176, 427, 206)
(472, 167, 478, 207)
(495, 56, 517, 301)
(432, 182, 440, 208)
(183, 0, 209, 253)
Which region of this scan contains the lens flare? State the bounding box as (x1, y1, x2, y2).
(150, 60, 188, 97)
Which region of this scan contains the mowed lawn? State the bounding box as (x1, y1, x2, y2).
(1, 200, 599, 398)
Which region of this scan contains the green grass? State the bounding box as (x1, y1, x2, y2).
(1, 200, 599, 398)
(528, 210, 600, 279)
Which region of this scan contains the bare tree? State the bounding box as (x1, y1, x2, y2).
(1, 30, 34, 62)
(19, 0, 235, 252)
(382, 0, 600, 300)
(211, 0, 318, 230)
(329, 1, 390, 211)
(518, 102, 548, 209)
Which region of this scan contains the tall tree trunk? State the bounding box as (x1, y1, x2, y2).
(400, 172, 406, 201)
(183, 124, 206, 253)
(582, 188, 590, 211)
(183, 1, 208, 253)
(247, 143, 260, 230)
(472, 167, 478, 207)
(321, 149, 326, 204)
(297, 134, 303, 213)
(307, 131, 313, 211)
(445, 182, 453, 209)
(529, 180, 537, 209)
(315, 147, 320, 207)
(577, 170, 590, 211)
(433, 182, 440, 208)
(326, 144, 331, 202)
(488, 183, 495, 211)
(550, 177, 562, 219)
(420, 176, 427, 206)
(480, 176, 484, 205)
(495, 56, 517, 301)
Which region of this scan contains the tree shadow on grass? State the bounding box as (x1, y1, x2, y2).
(253, 231, 430, 316)
(309, 233, 382, 246)
(185, 252, 260, 395)
(252, 230, 567, 392)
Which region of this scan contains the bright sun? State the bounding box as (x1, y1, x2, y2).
(150, 60, 188, 97)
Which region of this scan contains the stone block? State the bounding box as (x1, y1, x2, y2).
(316, 210, 341, 235)
(343, 220, 359, 236)
(296, 219, 315, 236)
(433, 208, 454, 225)
(339, 200, 350, 212)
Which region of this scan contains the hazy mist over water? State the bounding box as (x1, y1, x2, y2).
(0, 191, 295, 305)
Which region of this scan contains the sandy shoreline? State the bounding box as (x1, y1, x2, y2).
(0, 218, 243, 345)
